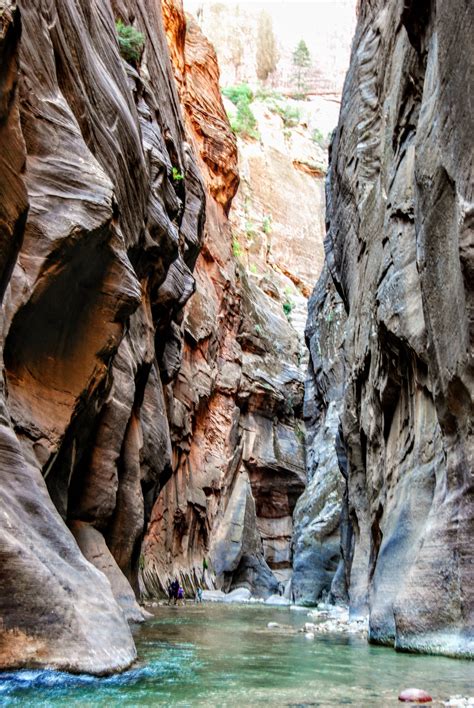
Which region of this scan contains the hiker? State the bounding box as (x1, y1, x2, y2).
(171, 578, 179, 605)
(194, 587, 203, 603)
(177, 585, 185, 606)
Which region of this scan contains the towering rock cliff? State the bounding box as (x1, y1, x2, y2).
(140, 3, 307, 599)
(0, 0, 310, 673)
(0, 0, 206, 673)
(303, 0, 473, 657)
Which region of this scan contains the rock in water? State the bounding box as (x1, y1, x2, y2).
(399, 688, 433, 703)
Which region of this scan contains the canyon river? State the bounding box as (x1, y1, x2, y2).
(1, 604, 472, 706)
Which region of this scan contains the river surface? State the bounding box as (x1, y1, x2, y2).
(1, 604, 472, 706)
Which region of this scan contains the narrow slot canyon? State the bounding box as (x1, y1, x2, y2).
(0, 0, 472, 705)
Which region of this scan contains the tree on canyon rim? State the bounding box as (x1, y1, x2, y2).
(292, 39, 311, 96)
(256, 10, 279, 82)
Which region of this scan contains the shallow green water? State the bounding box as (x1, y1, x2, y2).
(1, 604, 472, 706)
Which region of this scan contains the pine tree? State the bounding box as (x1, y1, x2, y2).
(292, 39, 311, 95)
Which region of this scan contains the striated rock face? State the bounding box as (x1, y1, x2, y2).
(291, 268, 347, 606)
(141, 6, 307, 599)
(309, 0, 473, 657)
(0, 0, 205, 673)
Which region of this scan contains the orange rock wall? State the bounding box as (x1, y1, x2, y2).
(141, 2, 306, 598)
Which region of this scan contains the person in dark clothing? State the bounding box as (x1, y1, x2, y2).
(170, 578, 179, 605)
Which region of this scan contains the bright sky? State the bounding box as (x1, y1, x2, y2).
(184, 1, 356, 55)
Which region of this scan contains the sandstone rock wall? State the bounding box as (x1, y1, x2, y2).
(0, 0, 205, 673)
(140, 6, 307, 599)
(309, 0, 473, 657)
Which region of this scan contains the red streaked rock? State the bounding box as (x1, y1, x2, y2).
(399, 688, 433, 703)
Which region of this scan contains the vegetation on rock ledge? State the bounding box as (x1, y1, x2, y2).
(116, 20, 144, 65)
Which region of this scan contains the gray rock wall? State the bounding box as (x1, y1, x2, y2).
(307, 0, 473, 657)
(291, 269, 347, 606)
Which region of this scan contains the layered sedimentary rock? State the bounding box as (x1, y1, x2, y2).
(141, 6, 307, 599)
(0, 0, 205, 673)
(307, 0, 473, 657)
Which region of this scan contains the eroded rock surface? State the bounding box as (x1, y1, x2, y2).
(0, 0, 205, 673)
(141, 7, 307, 599)
(308, 0, 473, 657)
(291, 268, 348, 606)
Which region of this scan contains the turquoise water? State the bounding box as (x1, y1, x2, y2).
(1, 604, 472, 706)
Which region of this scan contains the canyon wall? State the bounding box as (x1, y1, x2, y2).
(140, 4, 307, 599)
(307, 0, 473, 657)
(0, 0, 312, 673)
(0, 0, 206, 673)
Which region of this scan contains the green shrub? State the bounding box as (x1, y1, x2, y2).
(262, 215, 272, 234)
(245, 220, 257, 239)
(312, 128, 326, 148)
(172, 166, 184, 182)
(230, 102, 259, 140)
(232, 239, 242, 258)
(255, 87, 283, 102)
(249, 263, 258, 274)
(283, 300, 293, 317)
(223, 84, 259, 140)
(116, 20, 144, 64)
(274, 104, 301, 128)
(222, 84, 254, 106)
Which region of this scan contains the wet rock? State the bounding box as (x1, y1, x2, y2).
(70, 521, 146, 624)
(265, 595, 291, 606)
(399, 688, 433, 703)
(222, 588, 252, 603)
(291, 270, 347, 606)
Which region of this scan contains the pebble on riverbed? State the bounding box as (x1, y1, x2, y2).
(399, 688, 432, 703)
(267, 622, 280, 629)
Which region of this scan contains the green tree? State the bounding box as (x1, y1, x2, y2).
(256, 11, 278, 82)
(292, 39, 311, 95)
